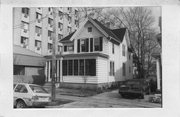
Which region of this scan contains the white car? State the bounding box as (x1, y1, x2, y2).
(13, 83, 51, 108)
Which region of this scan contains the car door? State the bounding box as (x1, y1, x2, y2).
(14, 84, 32, 105)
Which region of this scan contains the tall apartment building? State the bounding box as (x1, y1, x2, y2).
(13, 7, 79, 83)
(13, 7, 79, 55)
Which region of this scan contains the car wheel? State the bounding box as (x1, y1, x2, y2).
(16, 100, 27, 108)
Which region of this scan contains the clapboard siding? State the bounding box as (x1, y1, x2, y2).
(96, 57, 108, 83)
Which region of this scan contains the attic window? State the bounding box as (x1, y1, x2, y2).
(88, 27, 92, 32)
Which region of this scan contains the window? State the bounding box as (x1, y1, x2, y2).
(88, 27, 92, 32)
(90, 38, 93, 52)
(68, 15, 72, 24)
(58, 34, 63, 40)
(110, 61, 115, 76)
(59, 11, 63, 19)
(48, 30, 53, 38)
(74, 60, 78, 75)
(48, 18, 53, 27)
(68, 45, 74, 51)
(85, 59, 96, 76)
(75, 20, 79, 28)
(64, 45, 67, 52)
(68, 60, 73, 75)
(35, 40, 41, 49)
(21, 37, 28, 47)
(94, 37, 103, 51)
(123, 63, 126, 76)
(22, 8, 29, 16)
(79, 59, 84, 75)
(21, 21, 29, 32)
(80, 39, 89, 52)
(122, 44, 126, 56)
(67, 26, 72, 34)
(35, 26, 42, 35)
(15, 85, 28, 93)
(58, 23, 63, 31)
(112, 43, 114, 54)
(62, 59, 96, 76)
(48, 43, 52, 50)
(36, 12, 42, 21)
(62, 60, 67, 75)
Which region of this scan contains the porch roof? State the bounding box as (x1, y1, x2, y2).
(44, 53, 109, 59)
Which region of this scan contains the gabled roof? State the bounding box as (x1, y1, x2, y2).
(60, 17, 127, 44)
(111, 28, 126, 42)
(60, 31, 76, 42)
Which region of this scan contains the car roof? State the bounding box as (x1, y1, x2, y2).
(14, 83, 42, 87)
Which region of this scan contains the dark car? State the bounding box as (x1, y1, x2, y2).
(119, 79, 151, 99)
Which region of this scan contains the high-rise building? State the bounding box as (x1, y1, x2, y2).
(13, 7, 79, 55)
(13, 7, 79, 83)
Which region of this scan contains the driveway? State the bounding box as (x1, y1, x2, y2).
(47, 90, 161, 108)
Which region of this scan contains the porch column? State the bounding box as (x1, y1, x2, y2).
(48, 61, 51, 82)
(45, 61, 47, 82)
(60, 57, 63, 82)
(156, 59, 160, 90)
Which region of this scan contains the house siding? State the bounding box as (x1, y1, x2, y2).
(97, 57, 108, 83)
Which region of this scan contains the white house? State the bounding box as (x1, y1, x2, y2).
(44, 17, 133, 90)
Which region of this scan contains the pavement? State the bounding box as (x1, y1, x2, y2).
(45, 88, 162, 108)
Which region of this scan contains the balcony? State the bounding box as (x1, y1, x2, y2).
(21, 13, 29, 22)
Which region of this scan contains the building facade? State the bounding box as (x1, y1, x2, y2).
(13, 7, 79, 83)
(45, 17, 133, 89)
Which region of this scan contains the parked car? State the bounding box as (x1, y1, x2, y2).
(119, 79, 151, 99)
(13, 83, 51, 108)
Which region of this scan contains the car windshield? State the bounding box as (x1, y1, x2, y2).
(29, 85, 48, 93)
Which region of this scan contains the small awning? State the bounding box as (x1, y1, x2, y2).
(13, 45, 45, 67)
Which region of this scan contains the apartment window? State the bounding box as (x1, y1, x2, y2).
(122, 44, 126, 56)
(94, 37, 103, 51)
(62, 60, 68, 75)
(21, 36, 28, 45)
(59, 11, 63, 19)
(123, 63, 126, 76)
(75, 10, 78, 17)
(68, 15, 72, 24)
(67, 26, 72, 34)
(67, 7, 72, 12)
(80, 39, 89, 52)
(110, 61, 115, 76)
(112, 43, 114, 54)
(74, 60, 78, 75)
(58, 23, 63, 31)
(21, 21, 29, 32)
(35, 40, 41, 50)
(48, 18, 53, 27)
(48, 43, 52, 50)
(58, 34, 63, 40)
(88, 27, 92, 32)
(36, 12, 42, 22)
(35, 26, 42, 36)
(75, 20, 79, 28)
(48, 30, 53, 39)
(22, 8, 29, 16)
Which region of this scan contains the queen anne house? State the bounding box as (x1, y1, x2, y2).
(45, 17, 133, 90)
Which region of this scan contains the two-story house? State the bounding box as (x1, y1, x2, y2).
(45, 17, 133, 90)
